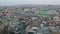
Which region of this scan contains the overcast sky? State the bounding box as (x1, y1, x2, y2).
(0, 0, 60, 6)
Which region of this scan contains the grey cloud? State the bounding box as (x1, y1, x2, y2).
(0, 0, 60, 6)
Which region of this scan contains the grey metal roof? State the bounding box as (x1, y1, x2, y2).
(47, 10, 59, 15)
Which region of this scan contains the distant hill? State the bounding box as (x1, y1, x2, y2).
(0, 4, 60, 9)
